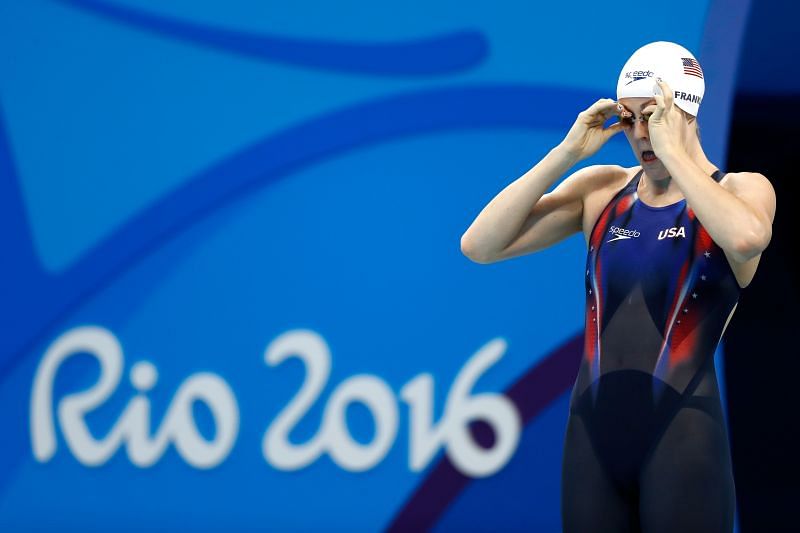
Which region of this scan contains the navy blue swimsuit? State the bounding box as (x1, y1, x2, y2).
(562, 168, 739, 533)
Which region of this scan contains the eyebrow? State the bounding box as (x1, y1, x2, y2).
(620, 100, 657, 115)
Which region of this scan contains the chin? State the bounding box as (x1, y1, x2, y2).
(641, 161, 668, 179)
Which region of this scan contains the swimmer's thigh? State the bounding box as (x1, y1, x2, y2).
(639, 405, 736, 533)
(562, 412, 638, 533)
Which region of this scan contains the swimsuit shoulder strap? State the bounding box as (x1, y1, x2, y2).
(627, 167, 645, 193)
(587, 169, 643, 249)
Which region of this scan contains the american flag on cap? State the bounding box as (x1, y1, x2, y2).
(681, 57, 703, 79)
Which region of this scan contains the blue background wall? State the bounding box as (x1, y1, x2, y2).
(0, 0, 771, 530)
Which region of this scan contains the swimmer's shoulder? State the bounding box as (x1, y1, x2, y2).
(557, 164, 631, 205)
(716, 169, 776, 225)
(716, 169, 774, 194)
(586, 164, 638, 195)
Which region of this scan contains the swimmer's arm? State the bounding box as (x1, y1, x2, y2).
(460, 154, 614, 264)
(720, 171, 776, 260)
(660, 154, 776, 262)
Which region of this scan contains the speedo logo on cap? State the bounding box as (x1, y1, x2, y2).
(607, 225, 640, 242)
(624, 70, 654, 85)
(674, 91, 702, 104)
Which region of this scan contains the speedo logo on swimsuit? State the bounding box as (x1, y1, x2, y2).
(658, 226, 686, 240)
(624, 70, 653, 85)
(607, 225, 641, 242)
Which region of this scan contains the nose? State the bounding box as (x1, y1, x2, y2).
(633, 118, 649, 140)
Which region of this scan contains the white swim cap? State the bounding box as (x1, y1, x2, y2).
(616, 41, 705, 116)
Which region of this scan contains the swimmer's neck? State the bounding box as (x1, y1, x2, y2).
(683, 128, 718, 177)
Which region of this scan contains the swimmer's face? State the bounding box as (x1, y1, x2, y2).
(616, 96, 695, 179)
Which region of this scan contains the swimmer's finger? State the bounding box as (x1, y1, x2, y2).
(582, 98, 617, 119)
(615, 102, 632, 117)
(595, 99, 621, 118)
(580, 99, 619, 127)
(652, 94, 665, 121)
(587, 98, 617, 111)
(651, 80, 666, 121)
(598, 103, 621, 120)
(603, 121, 624, 138)
(651, 78, 673, 122)
(658, 78, 674, 110)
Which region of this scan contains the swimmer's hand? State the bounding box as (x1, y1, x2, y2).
(558, 98, 623, 161)
(648, 78, 685, 159)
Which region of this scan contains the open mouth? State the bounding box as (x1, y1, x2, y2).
(642, 150, 658, 162)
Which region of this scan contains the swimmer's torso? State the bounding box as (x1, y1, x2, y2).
(572, 168, 742, 404)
